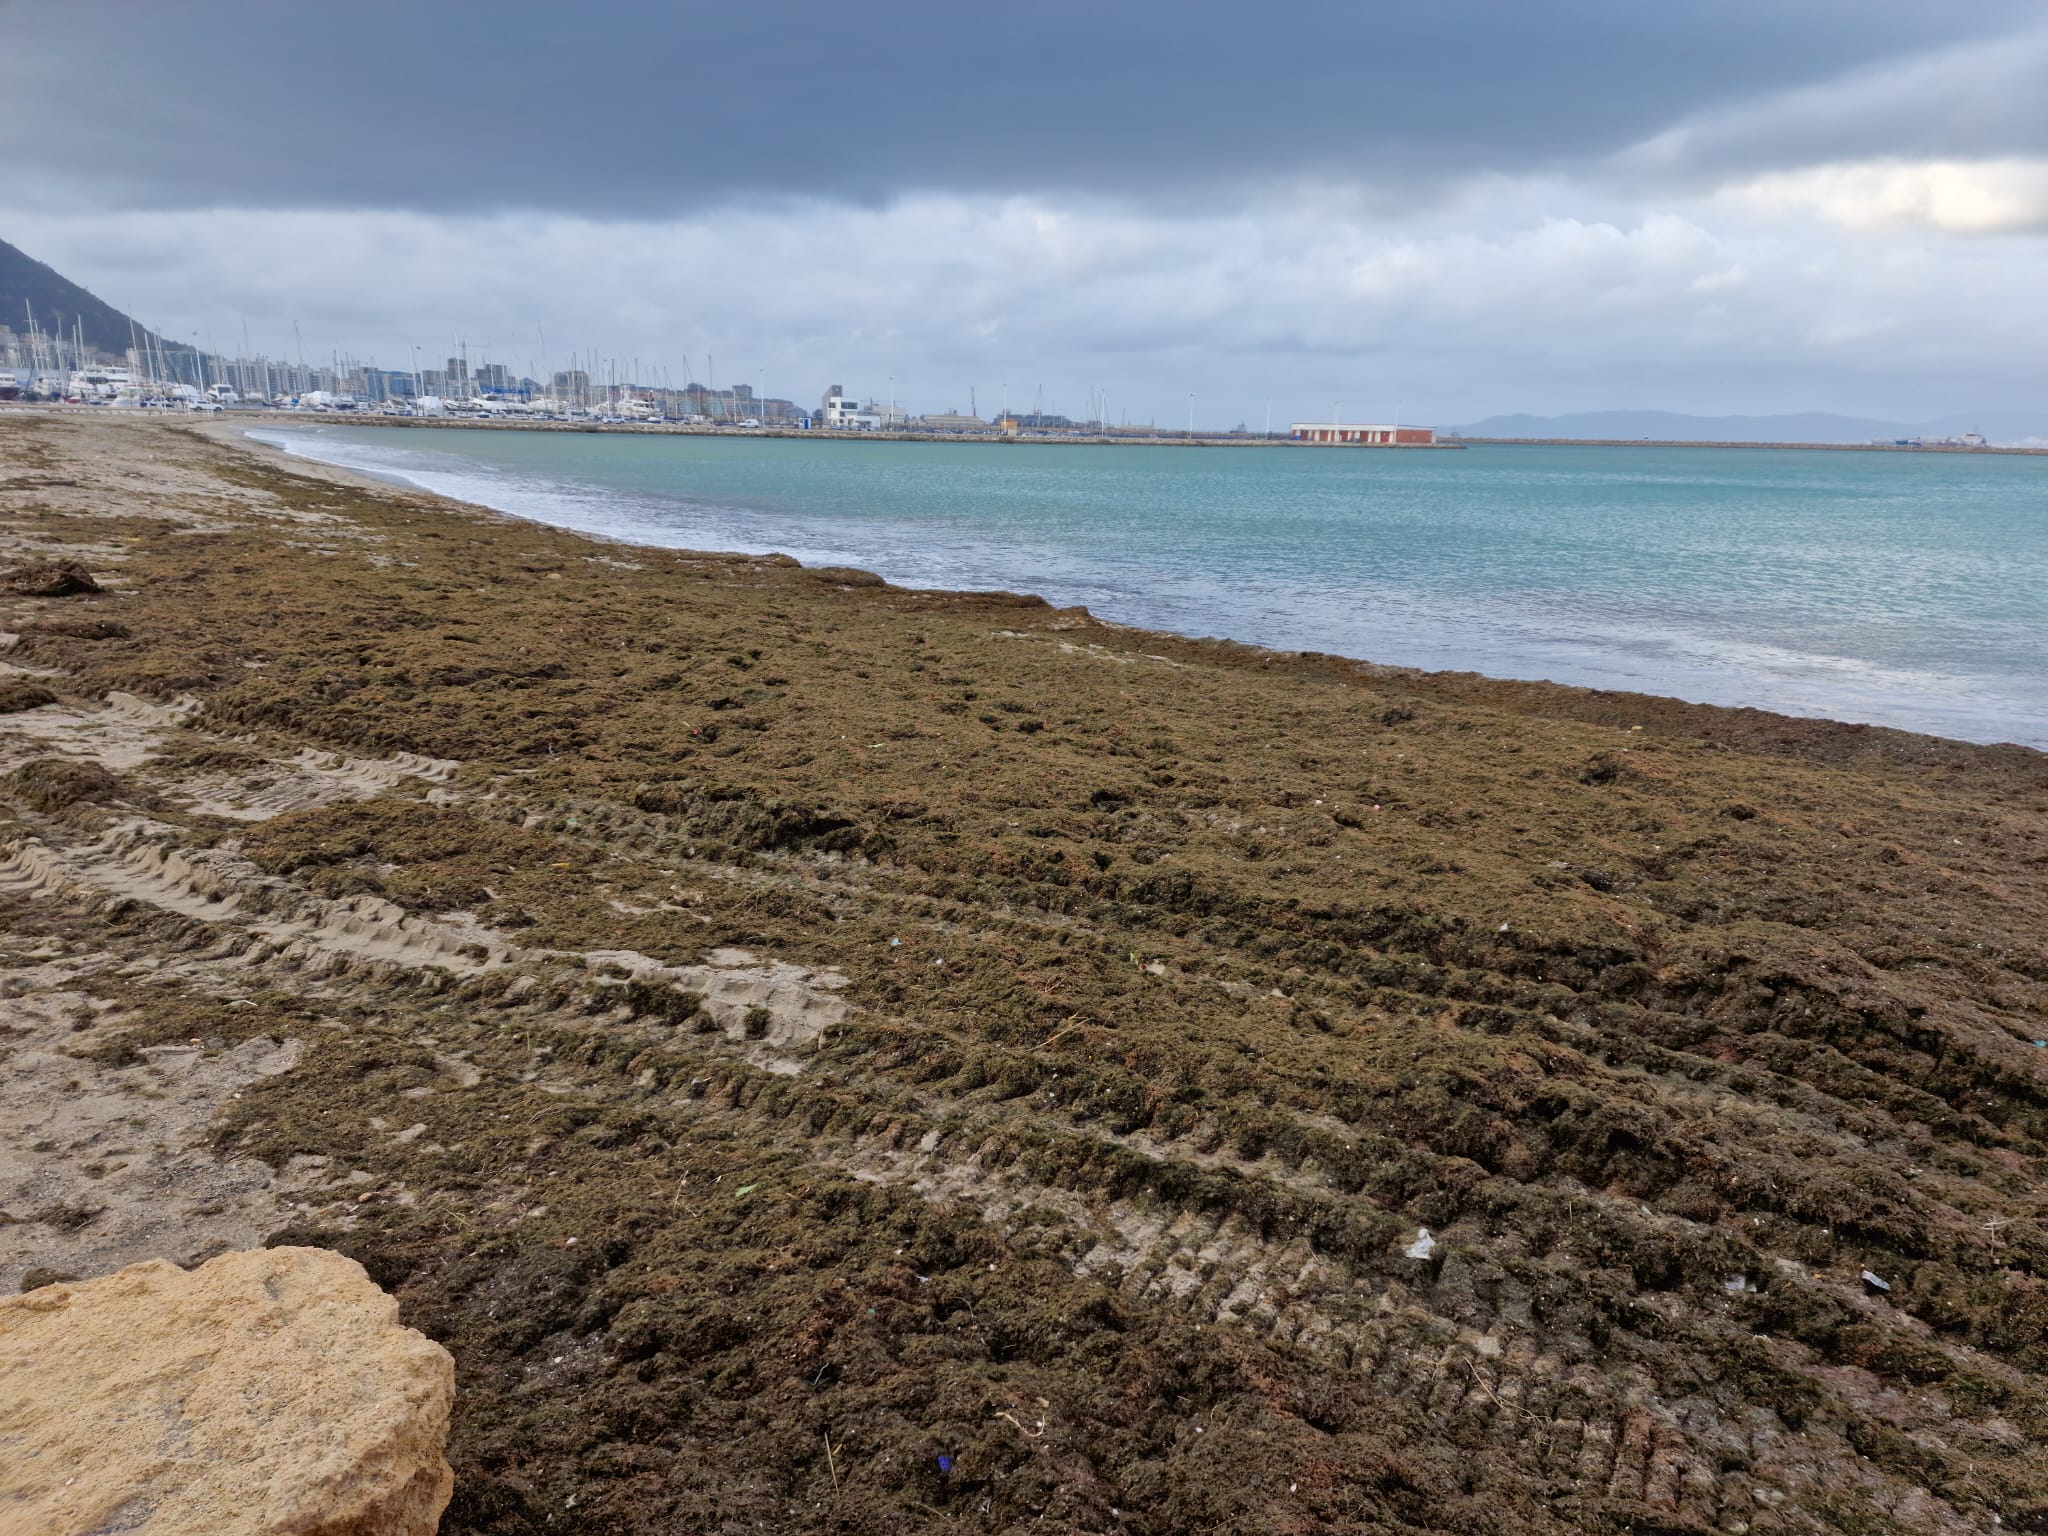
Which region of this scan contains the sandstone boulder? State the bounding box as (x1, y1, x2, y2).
(0, 1246, 454, 1536)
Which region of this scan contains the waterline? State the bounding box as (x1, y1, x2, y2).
(253, 425, 2048, 749)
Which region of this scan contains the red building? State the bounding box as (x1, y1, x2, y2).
(1290, 422, 1436, 445)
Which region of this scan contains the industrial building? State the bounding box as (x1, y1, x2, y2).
(912, 411, 989, 433)
(1290, 422, 1436, 445)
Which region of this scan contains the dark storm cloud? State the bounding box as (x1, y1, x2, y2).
(4, 0, 2043, 215)
(1624, 20, 2048, 183)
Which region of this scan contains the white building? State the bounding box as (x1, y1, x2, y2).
(820, 385, 864, 429)
(819, 384, 888, 430)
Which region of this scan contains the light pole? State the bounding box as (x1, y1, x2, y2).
(1187, 393, 1195, 436)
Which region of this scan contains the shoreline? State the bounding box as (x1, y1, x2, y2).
(154, 409, 2042, 786)
(221, 408, 2048, 455)
(299, 413, 2048, 456)
(9, 402, 1463, 449)
(241, 418, 2048, 755)
(4, 410, 2046, 1534)
(21, 402, 2045, 455)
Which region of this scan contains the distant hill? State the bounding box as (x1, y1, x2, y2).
(1449, 409, 2048, 447)
(0, 235, 165, 358)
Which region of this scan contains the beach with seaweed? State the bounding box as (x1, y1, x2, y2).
(4, 407, 2046, 1535)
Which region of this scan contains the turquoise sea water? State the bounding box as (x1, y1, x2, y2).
(254, 426, 2048, 749)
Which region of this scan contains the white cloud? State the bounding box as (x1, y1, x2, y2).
(9, 179, 2048, 424)
(1723, 158, 2048, 234)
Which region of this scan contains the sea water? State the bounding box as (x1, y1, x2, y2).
(253, 426, 2048, 749)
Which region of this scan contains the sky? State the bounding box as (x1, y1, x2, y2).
(4, 0, 2048, 427)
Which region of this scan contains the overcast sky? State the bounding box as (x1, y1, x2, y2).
(5, 0, 2048, 425)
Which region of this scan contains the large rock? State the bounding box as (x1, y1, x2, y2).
(0, 1247, 454, 1536)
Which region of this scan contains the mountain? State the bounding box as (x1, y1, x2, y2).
(1448, 408, 2048, 447)
(0, 235, 165, 358)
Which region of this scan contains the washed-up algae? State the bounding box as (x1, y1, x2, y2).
(2, 410, 2046, 1535)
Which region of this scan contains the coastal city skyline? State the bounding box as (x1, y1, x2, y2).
(0, 306, 1191, 434)
(0, 240, 1416, 435)
(0, 222, 2039, 445)
(0, 254, 2030, 444)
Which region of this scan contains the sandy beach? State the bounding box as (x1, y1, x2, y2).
(3, 407, 2046, 1534)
